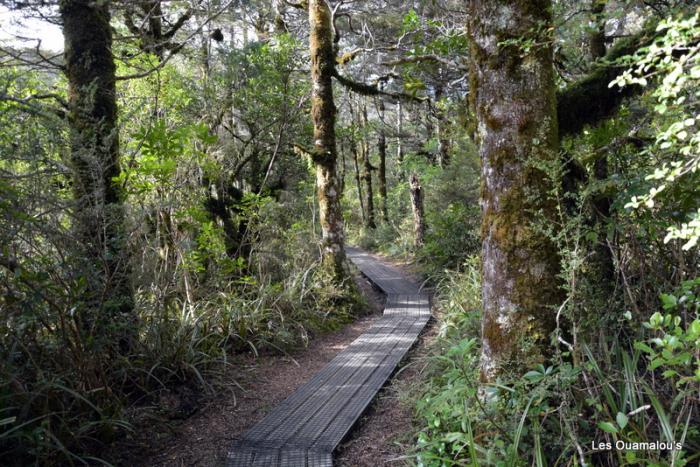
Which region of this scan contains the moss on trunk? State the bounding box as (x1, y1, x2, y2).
(309, 0, 350, 284)
(62, 0, 133, 325)
(468, 0, 563, 382)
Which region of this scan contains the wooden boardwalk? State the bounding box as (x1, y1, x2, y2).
(226, 247, 431, 466)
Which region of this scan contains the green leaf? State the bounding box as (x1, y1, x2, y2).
(598, 421, 619, 433)
(650, 358, 665, 370)
(649, 312, 664, 327)
(634, 341, 654, 354)
(616, 412, 628, 430)
(660, 294, 678, 310)
(523, 370, 543, 382)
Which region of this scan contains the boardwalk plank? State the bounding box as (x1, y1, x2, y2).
(226, 248, 431, 466)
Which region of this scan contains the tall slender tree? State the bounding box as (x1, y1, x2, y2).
(61, 0, 133, 333)
(377, 97, 389, 223)
(308, 0, 350, 283)
(409, 173, 425, 248)
(468, 0, 563, 382)
(361, 101, 376, 229)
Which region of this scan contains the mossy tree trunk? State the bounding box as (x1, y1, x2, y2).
(468, 0, 563, 382)
(588, 0, 607, 62)
(61, 0, 134, 336)
(309, 0, 350, 283)
(435, 84, 451, 168)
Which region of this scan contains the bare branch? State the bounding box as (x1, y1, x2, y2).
(0, 93, 67, 119)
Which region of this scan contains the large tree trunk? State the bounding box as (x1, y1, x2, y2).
(309, 0, 349, 282)
(361, 103, 376, 229)
(409, 173, 425, 248)
(377, 98, 389, 223)
(468, 0, 563, 382)
(61, 0, 133, 327)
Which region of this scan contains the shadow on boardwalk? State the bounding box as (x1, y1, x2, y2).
(226, 248, 432, 466)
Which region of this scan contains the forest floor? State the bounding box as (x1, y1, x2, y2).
(112, 254, 435, 466)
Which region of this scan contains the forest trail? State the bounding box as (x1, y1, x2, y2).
(226, 248, 431, 466)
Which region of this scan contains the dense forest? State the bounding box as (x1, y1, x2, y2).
(1, 0, 699, 465)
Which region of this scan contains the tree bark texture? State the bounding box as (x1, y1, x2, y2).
(588, 0, 616, 291)
(435, 85, 451, 167)
(309, 0, 348, 282)
(62, 0, 133, 320)
(468, 0, 563, 382)
(409, 173, 425, 248)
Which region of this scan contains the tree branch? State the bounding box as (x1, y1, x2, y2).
(292, 143, 330, 164)
(117, 0, 234, 80)
(557, 19, 659, 137)
(0, 93, 67, 119)
(382, 54, 467, 71)
(284, 0, 308, 10)
(162, 8, 194, 40)
(332, 69, 425, 102)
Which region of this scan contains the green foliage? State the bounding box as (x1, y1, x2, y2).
(636, 278, 700, 385)
(402, 9, 421, 34)
(420, 202, 480, 273)
(0, 20, 330, 466)
(611, 11, 700, 251)
(414, 260, 581, 466)
(116, 119, 215, 195)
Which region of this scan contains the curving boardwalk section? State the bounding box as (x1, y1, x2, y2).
(226, 247, 431, 466)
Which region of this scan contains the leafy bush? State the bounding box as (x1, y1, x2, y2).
(420, 203, 480, 274)
(413, 268, 700, 466)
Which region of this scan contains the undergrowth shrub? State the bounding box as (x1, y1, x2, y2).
(420, 203, 480, 274)
(0, 199, 363, 466)
(413, 257, 699, 466)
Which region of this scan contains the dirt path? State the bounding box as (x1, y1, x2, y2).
(114, 256, 432, 466)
